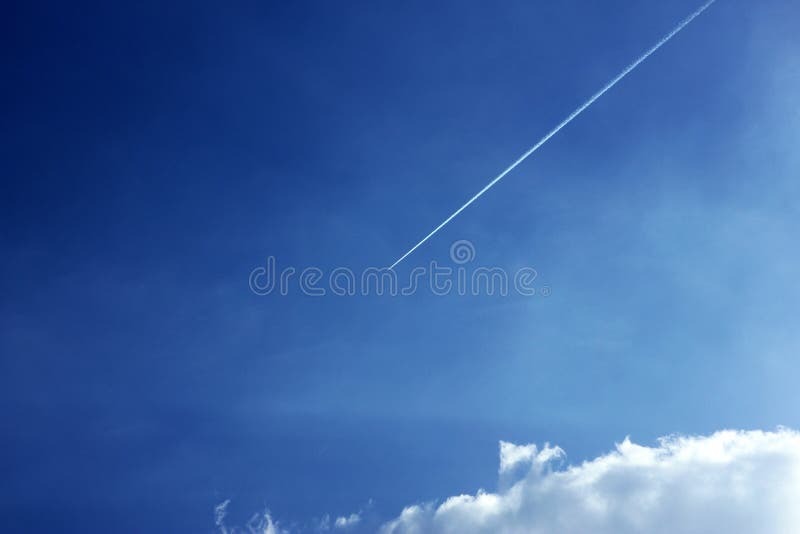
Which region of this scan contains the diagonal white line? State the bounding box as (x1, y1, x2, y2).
(389, 0, 717, 269)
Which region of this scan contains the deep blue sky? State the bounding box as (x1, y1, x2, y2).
(2, 0, 799, 532)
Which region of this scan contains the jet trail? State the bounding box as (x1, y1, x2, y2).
(389, 0, 716, 269)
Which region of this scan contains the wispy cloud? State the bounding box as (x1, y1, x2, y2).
(334, 513, 362, 529)
(214, 502, 366, 534)
(214, 500, 288, 534)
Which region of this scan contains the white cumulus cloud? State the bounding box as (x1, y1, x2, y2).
(380, 429, 800, 534)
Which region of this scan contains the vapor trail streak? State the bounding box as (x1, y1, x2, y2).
(389, 0, 716, 269)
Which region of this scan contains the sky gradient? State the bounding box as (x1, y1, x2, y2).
(2, 0, 799, 532)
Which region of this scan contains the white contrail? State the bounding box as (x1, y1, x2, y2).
(389, 0, 717, 269)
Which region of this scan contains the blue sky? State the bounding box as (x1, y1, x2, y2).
(2, 0, 799, 532)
